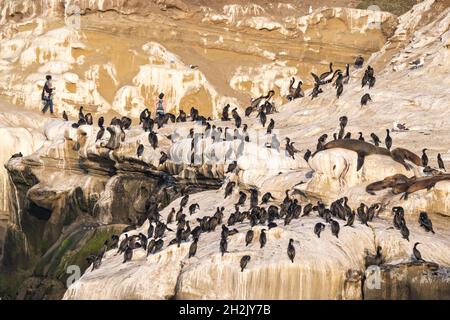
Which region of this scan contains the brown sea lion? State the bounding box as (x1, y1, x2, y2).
(399, 175, 450, 200)
(366, 174, 411, 195)
(312, 139, 420, 172)
(366, 173, 450, 199)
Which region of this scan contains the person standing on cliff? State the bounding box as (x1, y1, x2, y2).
(41, 75, 55, 115)
(156, 92, 166, 116)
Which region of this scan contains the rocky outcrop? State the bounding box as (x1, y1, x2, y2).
(1, 119, 223, 299)
(0, 1, 395, 118)
(1, 0, 449, 300)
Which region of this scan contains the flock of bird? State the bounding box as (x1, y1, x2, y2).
(52, 55, 445, 275)
(85, 184, 436, 273)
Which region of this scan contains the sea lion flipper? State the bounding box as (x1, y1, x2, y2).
(356, 152, 365, 171)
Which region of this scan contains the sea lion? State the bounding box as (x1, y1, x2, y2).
(312, 139, 420, 172)
(366, 173, 450, 199)
(399, 175, 450, 200)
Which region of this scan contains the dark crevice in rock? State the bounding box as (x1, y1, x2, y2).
(27, 202, 52, 221)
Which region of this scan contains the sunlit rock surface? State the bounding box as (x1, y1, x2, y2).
(0, 0, 396, 118)
(0, 0, 449, 300)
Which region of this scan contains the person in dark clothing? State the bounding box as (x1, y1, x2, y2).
(156, 92, 165, 116)
(42, 75, 54, 114)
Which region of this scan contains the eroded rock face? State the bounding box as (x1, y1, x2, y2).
(1, 120, 222, 298)
(0, 0, 396, 119)
(1, 0, 450, 300)
(364, 262, 450, 300)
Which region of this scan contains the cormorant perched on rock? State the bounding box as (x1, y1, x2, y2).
(385, 129, 392, 150)
(98, 240, 109, 260)
(318, 62, 333, 82)
(220, 237, 228, 256)
(240, 255, 251, 272)
(224, 181, 236, 198)
(117, 234, 129, 255)
(310, 83, 323, 100)
(236, 191, 247, 206)
(167, 208, 175, 224)
(147, 239, 156, 256)
(188, 238, 198, 258)
(233, 111, 242, 129)
(400, 223, 410, 241)
(339, 116, 348, 138)
(139, 108, 149, 125)
(330, 220, 340, 238)
(249, 188, 259, 208)
(358, 132, 365, 141)
(418, 211, 435, 233)
(84, 113, 93, 125)
(257, 110, 267, 127)
(336, 82, 343, 99)
(222, 104, 231, 121)
(123, 246, 133, 263)
(267, 119, 275, 134)
(180, 194, 189, 208)
(361, 93, 372, 106)
(188, 203, 200, 216)
(245, 229, 254, 246)
(259, 229, 267, 248)
(302, 149, 311, 162)
(287, 239, 295, 263)
(392, 207, 405, 230)
(78, 106, 85, 122)
(316, 134, 328, 152)
(261, 192, 275, 205)
(149, 131, 158, 149)
(301, 203, 313, 217)
(314, 223, 325, 238)
(421, 149, 428, 166)
(153, 239, 164, 253)
(437, 153, 446, 171)
(285, 137, 299, 159)
(345, 211, 355, 227)
(369, 76, 376, 89)
(137, 144, 144, 158)
(95, 127, 105, 142)
(370, 133, 381, 146)
(413, 242, 425, 262)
